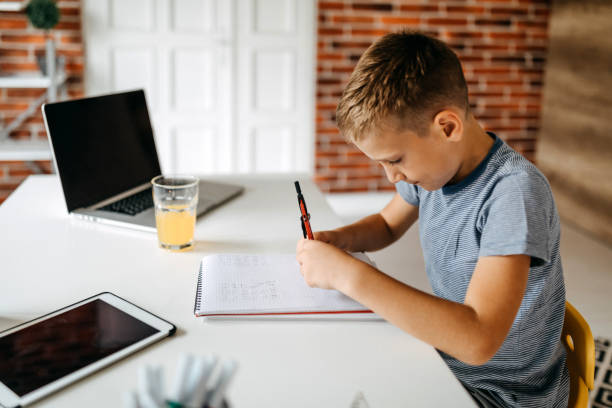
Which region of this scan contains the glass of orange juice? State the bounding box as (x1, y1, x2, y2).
(151, 175, 198, 251)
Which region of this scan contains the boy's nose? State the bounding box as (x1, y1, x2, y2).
(382, 165, 404, 184)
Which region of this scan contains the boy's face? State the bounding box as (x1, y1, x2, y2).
(354, 117, 463, 191)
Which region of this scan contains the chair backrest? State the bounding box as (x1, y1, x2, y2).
(562, 301, 595, 408)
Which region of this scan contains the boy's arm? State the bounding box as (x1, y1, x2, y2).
(296, 240, 529, 366)
(345, 253, 529, 365)
(318, 193, 418, 252)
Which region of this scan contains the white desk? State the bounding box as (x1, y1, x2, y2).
(0, 175, 475, 407)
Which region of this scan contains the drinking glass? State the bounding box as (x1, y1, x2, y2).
(151, 175, 198, 251)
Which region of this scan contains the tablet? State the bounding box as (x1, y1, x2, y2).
(0, 292, 176, 407)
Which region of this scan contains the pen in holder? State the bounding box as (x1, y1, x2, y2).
(124, 354, 237, 408)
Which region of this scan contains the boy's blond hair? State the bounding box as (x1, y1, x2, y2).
(336, 31, 470, 142)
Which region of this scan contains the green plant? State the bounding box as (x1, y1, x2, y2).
(25, 0, 60, 30)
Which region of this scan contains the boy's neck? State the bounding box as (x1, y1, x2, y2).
(447, 115, 494, 186)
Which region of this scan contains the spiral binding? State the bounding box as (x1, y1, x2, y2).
(194, 262, 203, 315)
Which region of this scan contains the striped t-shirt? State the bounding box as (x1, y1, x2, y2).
(396, 132, 569, 407)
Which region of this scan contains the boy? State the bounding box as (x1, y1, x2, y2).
(296, 32, 569, 407)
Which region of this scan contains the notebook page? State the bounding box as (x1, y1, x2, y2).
(199, 253, 371, 315)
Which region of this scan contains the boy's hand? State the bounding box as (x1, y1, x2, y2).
(313, 229, 351, 251)
(295, 238, 356, 291)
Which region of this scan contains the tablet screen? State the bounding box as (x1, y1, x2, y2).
(0, 299, 160, 396)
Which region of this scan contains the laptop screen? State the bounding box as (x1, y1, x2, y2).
(44, 90, 161, 212)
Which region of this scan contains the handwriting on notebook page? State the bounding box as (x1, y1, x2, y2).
(217, 280, 280, 306)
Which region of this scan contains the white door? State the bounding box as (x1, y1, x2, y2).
(83, 0, 315, 175)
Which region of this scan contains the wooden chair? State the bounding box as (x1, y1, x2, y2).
(561, 301, 595, 408)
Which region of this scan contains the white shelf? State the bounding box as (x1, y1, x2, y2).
(0, 1, 26, 12)
(0, 140, 52, 161)
(0, 73, 67, 89)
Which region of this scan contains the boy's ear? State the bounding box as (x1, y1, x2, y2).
(433, 109, 463, 141)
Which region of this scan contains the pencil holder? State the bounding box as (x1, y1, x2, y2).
(124, 354, 237, 408)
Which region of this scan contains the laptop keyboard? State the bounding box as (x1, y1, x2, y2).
(99, 188, 154, 216)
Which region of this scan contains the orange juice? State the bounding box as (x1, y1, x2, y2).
(155, 204, 196, 251)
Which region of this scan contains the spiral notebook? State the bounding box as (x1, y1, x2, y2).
(194, 253, 380, 318)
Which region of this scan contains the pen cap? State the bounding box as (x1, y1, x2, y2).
(294, 181, 302, 194)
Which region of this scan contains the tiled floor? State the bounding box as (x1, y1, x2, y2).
(326, 193, 612, 340)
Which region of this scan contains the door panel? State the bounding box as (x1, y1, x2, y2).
(83, 0, 314, 174)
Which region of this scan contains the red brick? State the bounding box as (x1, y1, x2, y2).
(65, 62, 84, 73)
(516, 21, 548, 29)
(0, 102, 29, 110)
(317, 127, 340, 135)
(491, 56, 526, 64)
(0, 181, 22, 190)
(1, 34, 46, 44)
(351, 3, 393, 11)
(351, 28, 389, 36)
(0, 49, 28, 58)
(8, 167, 34, 177)
(54, 21, 81, 30)
(60, 35, 82, 44)
(316, 103, 338, 111)
(381, 17, 420, 25)
(515, 45, 547, 52)
(329, 162, 371, 169)
(475, 18, 512, 26)
(331, 40, 372, 49)
(317, 78, 342, 85)
(6, 89, 46, 98)
(3, 115, 44, 125)
(473, 44, 510, 51)
(319, 2, 344, 10)
(447, 6, 485, 13)
(469, 92, 506, 100)
(460, 56, 486, 63)
(473, 67, 513, 74)
(317, 52, 344, 60)
(331, 66, 354, 73)
(445, 32, 484, 39)
(486, 103, 521, 110)
(59, 7, 81, 16)
(490, 7, 529, 16)
(0, 18, 28, 29)
(332, 16, 374, 24)
(318, 27, 343, 36)
(509, 113, 540, 119)
(0, 62, 39, 71)
(399, 5, 438, 12)
(328, 186, 370, 193)
(8, 130, 31, 140)
(428, 18, 468, 26)
(66, 89, 85, 98)
(57, 49, 84, 57)
(489, 32, 527, 40)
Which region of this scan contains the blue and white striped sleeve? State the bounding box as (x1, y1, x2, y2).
(477, 172, 554, 266)
(395, 181, 420, 207)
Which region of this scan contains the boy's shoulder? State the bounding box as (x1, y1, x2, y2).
(396, 135, 554, 210)
(486, 140, 552, 201)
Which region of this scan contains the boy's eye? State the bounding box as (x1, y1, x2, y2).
(389, 157, 402, 165)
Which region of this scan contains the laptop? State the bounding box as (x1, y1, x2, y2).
(42, 89, 243, 232)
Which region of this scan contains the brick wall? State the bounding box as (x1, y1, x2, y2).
(0, 0, 84, 204)
(315, 0, 551, 192)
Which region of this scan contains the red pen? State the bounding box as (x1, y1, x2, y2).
(294, 181, 314, 240)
